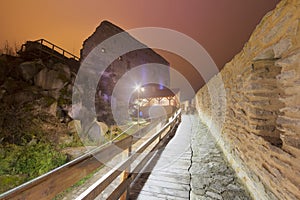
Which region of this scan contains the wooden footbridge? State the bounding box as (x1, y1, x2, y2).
(0, 110, 187, 200)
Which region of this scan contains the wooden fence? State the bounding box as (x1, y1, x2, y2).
(0, 110, 181, 200)
(18, 39, 80, 61)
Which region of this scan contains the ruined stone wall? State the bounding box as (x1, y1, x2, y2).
(195, 1, 300, 199)
(80, 21, 170, 124)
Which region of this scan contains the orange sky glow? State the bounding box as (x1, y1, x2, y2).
(0, 0, 279, 91)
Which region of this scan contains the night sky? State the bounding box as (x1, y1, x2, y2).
(0, 0, 279, 92)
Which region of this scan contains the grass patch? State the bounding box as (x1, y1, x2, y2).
(0, 175, 27, 194)
(0, 142, 67, 193)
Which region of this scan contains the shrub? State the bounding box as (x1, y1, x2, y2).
(0, 142, 67, 180)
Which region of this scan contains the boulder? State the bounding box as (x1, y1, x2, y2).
(18, 60, 44, 82)
(67, 120, 81, 134)
(52, 63, 71, 80)
(96, 121, 109, 135)
(45, 101, 57, 116)
(34, 68, 67, 90)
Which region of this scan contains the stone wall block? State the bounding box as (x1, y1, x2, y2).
(195, 1, 300, 199)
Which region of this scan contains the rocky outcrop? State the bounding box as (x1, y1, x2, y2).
(18, 60, 44, 82)
(0, 55, 78, 144)
(195, 1, 300, 199)
(35, 68, 65, 90)
(0, 53, 84, 192)
(34, 62, 71, 92)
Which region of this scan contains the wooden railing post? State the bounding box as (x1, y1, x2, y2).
(0, 111, 181, 200)
(120, 138, 132, 200)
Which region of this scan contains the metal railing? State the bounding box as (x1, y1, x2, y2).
(18, 39, 80, 61)
(0, 110, 181, 200)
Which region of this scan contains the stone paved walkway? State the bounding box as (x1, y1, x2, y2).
(189, 115, 251, 200)
(61, 115, 252, 199)
(130, 115, 251, 200)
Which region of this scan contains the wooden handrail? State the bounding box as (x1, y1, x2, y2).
(76, 110, 181, 200)
(18, 39, 80, 61)
(42, 39, 79, 60)
(0, 111, 181, 200)
(36, 39, 80, 60)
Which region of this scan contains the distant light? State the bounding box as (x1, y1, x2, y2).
(159, 84, 163, 90)
(101, 48, 105, 53)
(135, 85, 141, 91)
(141, 87, 145, 92)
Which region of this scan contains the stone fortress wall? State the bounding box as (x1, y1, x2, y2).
(195, 1, 300, 199)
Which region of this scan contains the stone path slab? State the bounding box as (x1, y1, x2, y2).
(130, 115, 252, 200)
(190, 115, 252, 200)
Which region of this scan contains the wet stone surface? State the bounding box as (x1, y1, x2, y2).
(189, 115, 252, 200)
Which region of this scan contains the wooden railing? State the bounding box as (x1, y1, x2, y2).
(0, 110, 181, 200)
(18, 39, 80, 61)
